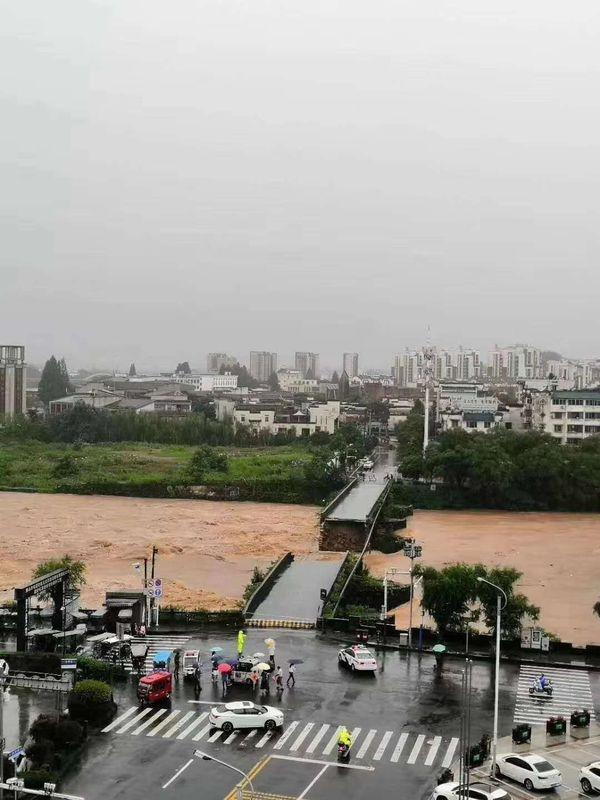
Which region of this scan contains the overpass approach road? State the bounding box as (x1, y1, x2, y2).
(324, 450, 395, 524)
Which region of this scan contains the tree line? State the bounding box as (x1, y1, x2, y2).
(395, 404, 600, 511)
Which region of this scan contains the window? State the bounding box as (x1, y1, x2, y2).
(505, 422, 512, 430)
(451, 419, 459, 428)
(553, 425, 562, 433)
(534, 760, 555, 773)
(567, 425, 583, 432)
(484, 422, 491, 428)
(467, 421, 476, 428)
(590, 768, 600, 778)
(552, 412, 563, 419)
(567, 437, 579, 445)
(568, 412, 582, 419)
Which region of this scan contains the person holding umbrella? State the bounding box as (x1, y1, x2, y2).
(218, 662, 232, 695)
(265, 637, 276, 667)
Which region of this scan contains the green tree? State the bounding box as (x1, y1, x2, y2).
(416, 563, 482, 635)
(128, 363, 136, 376)
(33, 555, 87, 601)
(187, 445, 229, 481)
(268, 371, 279, 391)
(38, 356, 71, 405)
(221, 362, 258, 388)
(476, 566, 539, 638)
(175, 361, 191, 374)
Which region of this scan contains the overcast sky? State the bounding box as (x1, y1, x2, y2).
(1, 0, 599, 373)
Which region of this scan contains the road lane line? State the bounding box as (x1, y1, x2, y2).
(373, 731, 394, 761)
(407, 734, 425, 764)
(164, 711, 195, 738)
(273, 721, 300, 750)
(117, 707, 153, 733)
(297, 765, 328, 799)
(306, 724, 330, 754)
(147, 710, 180, 737)
(323, 726, 343, 755)
(255, 731, 275, 748)
(442, 737, 459, 768)
(224, 731, 239, 744)
(192, 723, 213, 741)
(162, 758, 194, 790)
(290, 723, 314, 752)
(102, 707, 137, 732)
(356, 729, 377, 759)
(208, 728, 224, 742)
(391, 733, 409, 763)
(349, 727, 362, 753)
(177, 712, 208, 740)
(424, 736, 442, 766)
(242, 730, 258, 742)
(133, 708, 167, 735)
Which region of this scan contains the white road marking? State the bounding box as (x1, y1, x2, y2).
(407, 734, 425, 764)
(224, 731, 239, 744)
(323, 726, 343, 756)
(356, 729, 377, 759)
(424, 736, 442, 766)
(297, 765, 328, 799)
(187, 700, 220, 705)
(442, 737, 459, 768)
(176, 712, 208, 740)
(133, 708, 167, 735)
(162, 758, 194, 789)
(349, 727, 362, 753)
(290, 722, 314, 752)
(117, 707, 153, 733)
(391, 732, 409, 763)
(147, 710, 180, 738)
(306, 724, 330, 754)
(164, 711, 195, 738)
(255, 730, 275, 749)
(271, 754, 374, 772)
(243, 730, 258, 742)
(207, 729, 224, 743)
(273, 721, 300, 750)
(192, 723, 213, 741)
(373, 731, 394, 761)
(102, 706, 137, 732)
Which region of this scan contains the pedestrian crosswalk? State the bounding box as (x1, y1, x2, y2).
(514, 665, 597, 725)
(124, 634, 191, 674)
(102, 706, 459, 769)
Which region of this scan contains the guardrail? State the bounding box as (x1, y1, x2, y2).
(244, 552, 294, 618)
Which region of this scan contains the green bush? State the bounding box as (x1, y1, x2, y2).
(30, 714, 57, 743)
(72, 679, 112, 703)
(77, 656, 127, 682)
(24, 770, 59, 790)
(54, 719, 84, 748)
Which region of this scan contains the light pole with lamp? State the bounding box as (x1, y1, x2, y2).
(193, 749, 254, 799)
(476, 577, 507, 776)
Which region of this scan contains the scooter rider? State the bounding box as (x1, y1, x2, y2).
(338, 727, 352, 750)
(533, 674, 550, 692)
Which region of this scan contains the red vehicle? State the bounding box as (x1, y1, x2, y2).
(137, 670, 173, 706)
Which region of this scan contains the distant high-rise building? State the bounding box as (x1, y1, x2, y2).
(489, 345, 542, 380)
(294, 352, 320, 379)
(0, 345, 27, 418)
(250, 351, 278, 383)
(207, 352, 237, 373)
(343, 352, 359, 378)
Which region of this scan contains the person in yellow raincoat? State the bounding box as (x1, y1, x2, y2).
(237, 629, 247, 657)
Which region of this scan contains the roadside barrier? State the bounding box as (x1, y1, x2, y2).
(246, 618, 315, 630)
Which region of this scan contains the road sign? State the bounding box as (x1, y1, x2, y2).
(7, 748, 25, 762)
(154, 578, 162, 588)
(147, 579, 155, 589)
(61, 658, 77, 671)
(154, 587, 163, 599)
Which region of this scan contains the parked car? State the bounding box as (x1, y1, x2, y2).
(431, 782, 511, 800)
(208, 701, 284, 734)
(338, 645, 377, 672)
(580, 761, 600, 794)
(495, 754, 562, 790)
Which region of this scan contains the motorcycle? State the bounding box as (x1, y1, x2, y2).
(529, 679, 553, 697)
(337, 743, 351, 763)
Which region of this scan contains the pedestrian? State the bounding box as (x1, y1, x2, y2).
(221, 672, 229, 696)
(287, 663, 296, 688)
(174, 649, 180, 681)
(275, 665, 283, 694)
(139, 623, 146, 637)
(237, 629, 247, 658)
(194, 663, 202, 697)
(211, 666, 219, 685)
(260, 669, 270, 696)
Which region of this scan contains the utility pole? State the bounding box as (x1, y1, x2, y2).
(143, 557, 149, 627)
(403, 539, 423, 648)
(150, 546, 158, 628)
(422, 346, 434, 455)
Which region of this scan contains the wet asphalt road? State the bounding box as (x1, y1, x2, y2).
(51, 630, 525, 800)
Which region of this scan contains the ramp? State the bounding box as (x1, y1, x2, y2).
(248, 553, 346, 625)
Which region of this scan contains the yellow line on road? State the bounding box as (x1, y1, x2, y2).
(223, 756, 272, 800)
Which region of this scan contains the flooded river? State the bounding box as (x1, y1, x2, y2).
(366, 510, 600, 646)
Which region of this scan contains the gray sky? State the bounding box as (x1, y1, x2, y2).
(1, 0, 599, 373)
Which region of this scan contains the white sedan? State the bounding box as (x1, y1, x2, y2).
(431, 782, 511, 800)
(209, 701, 284, 734)
(338, 645, 378, 672)
(496, 753, 562, 791)
(580, 761, 600, 794)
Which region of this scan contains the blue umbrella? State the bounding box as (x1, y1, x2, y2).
(211, 655, 224, 665)
(210, 647, 223, 654)
(225, 658, 239, 667)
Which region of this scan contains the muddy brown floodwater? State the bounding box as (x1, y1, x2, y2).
(366, 510, 600, 647)
(0, 492, 320, 611)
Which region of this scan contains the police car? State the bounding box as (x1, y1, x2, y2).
(337, 645, 378, 672)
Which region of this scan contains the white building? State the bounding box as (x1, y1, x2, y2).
(231, 400, 340, 438)
(172, 372, 238, 392)
(436, 383, 499, 415)
(489, 345, 542, 380)
(395, 348, 481, 387)
(440, 409, 506, 433)
(249, 351, 278, 383)
(531, 390, 600, 444)
(343, 352, 359, 378)
(277, 369, 318, 394)
(206, 353, 237, 373)
(294, 352, 320, 379)
(49, 389, 123, 414)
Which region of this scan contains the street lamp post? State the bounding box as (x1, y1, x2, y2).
(193, 749, 254, 799)
(476, 577, 507, 776)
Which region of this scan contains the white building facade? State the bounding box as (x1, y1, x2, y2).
(172, 373, 238, 392)
(532, 390, 600, 444)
